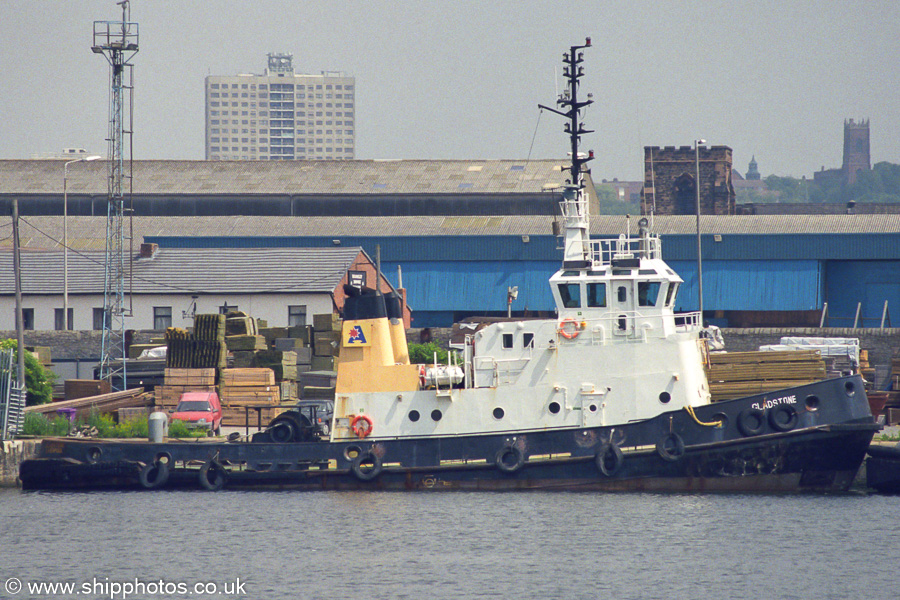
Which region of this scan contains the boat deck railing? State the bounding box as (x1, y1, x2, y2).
(587, 235, 662, 264)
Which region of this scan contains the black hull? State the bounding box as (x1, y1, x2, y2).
(865, 445, 900, 494)
(20, 376, 879, 494)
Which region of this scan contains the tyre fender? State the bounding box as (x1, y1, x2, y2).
(139, 460, 169, 490)
(199, 459, 227, 491)
(595, 442, 623, 477)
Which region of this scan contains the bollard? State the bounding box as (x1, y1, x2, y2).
(148, 411, 168, 443)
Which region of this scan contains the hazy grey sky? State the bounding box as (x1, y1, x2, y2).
(2, 0, 898, 180)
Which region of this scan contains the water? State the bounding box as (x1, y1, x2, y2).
(1, 488, 898, 600)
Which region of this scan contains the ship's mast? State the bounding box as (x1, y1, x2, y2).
(539, 38, 594, 268)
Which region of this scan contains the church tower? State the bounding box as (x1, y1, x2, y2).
(842, 119, 870, 185)
(746, 156, 761, 180)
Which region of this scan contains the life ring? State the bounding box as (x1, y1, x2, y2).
(419, 364, 427, 388)
(558, 318, 581, 339)
(350, 415, 374, 439)
(496, 446, 525, 474)
(138, 460, 169, 490)
(768, 405, 799, 432)
(656, 432, 685, 462)
(350, 450, 383, 481)
(737, 408, 766, 437)
(198, 460, 226, 491)
(595, 442, 623, 477)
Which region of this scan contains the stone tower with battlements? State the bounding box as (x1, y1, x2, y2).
(842, 119, 870, 185)
(641, 145, 736, 216)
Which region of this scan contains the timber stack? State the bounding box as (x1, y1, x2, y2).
(706, 350, 827, 402)
(218, 367, 285, 426)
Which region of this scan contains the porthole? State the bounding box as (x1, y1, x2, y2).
(344, 445, 361, 460)
(805, 395, 820, 411)
(409, 410, 420, 422)
(549, 401, 561, 414)
(659, 392, 671, 404)
(493, 407, 505, 420)
(86, 447, 102, 464)
(589, 404, 597, 412)
(431, 409, 443, 422)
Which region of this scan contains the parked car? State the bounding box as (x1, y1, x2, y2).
(170, 391, 223, 436)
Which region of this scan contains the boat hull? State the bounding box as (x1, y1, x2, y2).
(20, 376, 879, 494)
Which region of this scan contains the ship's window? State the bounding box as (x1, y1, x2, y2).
(523, 333, 534, 348)
(665, 282, 679, 306)
(431, 409, 443, 422)
(617, 286, 627, 303)
(492, 407, 505, 420)
(408, 410, 420, 422)
(618, 315, 627, 330)
(558, 283, 581, 308)
(587, 282, 606, 307)
(659, 392, 671, 404)
(548, 401, 561, 414)
(502, 333, 513, 349)
(638, 269, 657, 275)
(638, 281, 661, 306)
(562, 271, 580, 277)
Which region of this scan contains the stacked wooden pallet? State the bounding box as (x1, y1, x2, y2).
(153, 368, 217, 409)
(706, 350, 826, 402)
(218, 368, 283, 426)
(311, 313, 341, 372)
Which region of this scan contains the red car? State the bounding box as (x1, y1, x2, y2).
(171, 391, 223, 436)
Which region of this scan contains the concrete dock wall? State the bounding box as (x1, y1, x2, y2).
(1, 440, 41, 487)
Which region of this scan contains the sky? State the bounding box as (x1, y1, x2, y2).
(2, 0, 899, 181)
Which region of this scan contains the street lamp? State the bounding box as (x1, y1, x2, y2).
(63, 155, 101, 330)
(694, 139, 706, 321)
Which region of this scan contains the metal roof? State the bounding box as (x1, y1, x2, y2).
(0, 159, 570, 195)
(4, 214, 900, 251)
(0, 246, 365, 295)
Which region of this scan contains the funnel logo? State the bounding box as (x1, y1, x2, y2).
(347, 325, 368, 345)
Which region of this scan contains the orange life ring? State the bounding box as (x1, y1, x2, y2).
(558, 318, 581, 339)
(419, 364, 427, 387)
(350, 415, 374, 438)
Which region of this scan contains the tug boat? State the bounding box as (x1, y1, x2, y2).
(20, 40, 879, 492)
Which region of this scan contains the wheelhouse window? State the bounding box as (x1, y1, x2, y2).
(587, 282, 606, 307)
(638, 282, 661, 307)
(558, 283, 581, 308)
(664, 282, 679, 307)
(502, 333, 514, 349)
(523, 333, 534, 348)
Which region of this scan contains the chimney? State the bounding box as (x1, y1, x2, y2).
(140, 243, 159, 258)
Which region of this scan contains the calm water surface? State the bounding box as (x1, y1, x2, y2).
(1, 488, 898, 599)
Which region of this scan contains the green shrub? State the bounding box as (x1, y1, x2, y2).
(168, 419, 205, 438)
(408, 342, 450, 365)
(0, 339, 56, 406)
(23, 412, 71, 437)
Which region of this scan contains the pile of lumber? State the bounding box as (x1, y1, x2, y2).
(154, 368, 217, 409)
(27, 388, 151, 421)
(312, 313, 340, 372)
(706, 350, 826, 402)
(165, 314, 227, 370)
(64, 379, 112, 401)
(219, 368, 283, 426)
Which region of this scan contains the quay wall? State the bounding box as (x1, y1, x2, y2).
(1, 440, 41, 487)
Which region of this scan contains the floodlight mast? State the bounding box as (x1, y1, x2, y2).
(92, 0, 138, 391)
